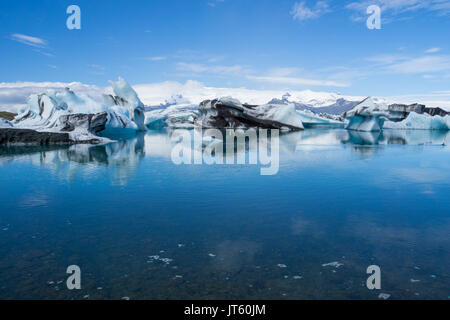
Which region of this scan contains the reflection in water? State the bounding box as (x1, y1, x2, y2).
(0, 128, 449, 299)
(1, 129, 449, 183)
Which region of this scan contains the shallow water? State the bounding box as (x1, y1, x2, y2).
(0, 128, 449, 300)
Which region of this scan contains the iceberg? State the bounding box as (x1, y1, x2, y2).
(7, 78, 147, 144)
(0, 118, 13, 128)
(384, 112, 450, 131)
(295, 109, 344, 128)
(343, 97, 389, 132)
(196, 97, 304, 131)
(144, 104, 197, 129)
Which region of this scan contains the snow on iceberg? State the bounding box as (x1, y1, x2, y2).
(11, 78, 147, 142)
(144, 104, 197, 129)
(344, 97, 389, 132)
(384, 112, 450, 131)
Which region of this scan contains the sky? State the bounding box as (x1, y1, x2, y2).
(1, 0, 450, 109)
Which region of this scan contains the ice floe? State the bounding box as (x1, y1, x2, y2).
(378, 293, 391, 300)
(322, 262, 343, 268)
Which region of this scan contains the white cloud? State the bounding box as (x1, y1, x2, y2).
(208, 0, 225, 7)
(176, 62, 248, 76)
(290, 1, 331, 21)
(147, 56, 167, 61)
(387, 55, 450, 74)
(247, 75, 349, 88)
(365, 52, 450, 76)
(10, 33, 47, 48)
(425, 47, 441, 54)
(346, 0, 450, 18)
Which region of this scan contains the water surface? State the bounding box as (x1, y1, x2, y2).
(0, 129, 449, 300)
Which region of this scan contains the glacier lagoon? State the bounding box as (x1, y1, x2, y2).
(0, 128, 449, 300)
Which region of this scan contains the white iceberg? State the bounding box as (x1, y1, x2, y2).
(11, 77, 147, 141)
(296, 109, 344, 128)
(144, 104, 197, 129)
(344, 97, 389, 132)
(384, 112, 450, 131)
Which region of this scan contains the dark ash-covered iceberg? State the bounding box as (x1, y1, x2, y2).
(196, 97, 304, 131)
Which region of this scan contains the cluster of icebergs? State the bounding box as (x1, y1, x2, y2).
(2, 78, 449, 144)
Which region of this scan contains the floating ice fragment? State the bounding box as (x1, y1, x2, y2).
(277, 264, 287, 268)
(378, 293, 391, 300)
(208, 253, 216, 257)
(121, 297, 130, 300)
(293, 276, 303, 280)
(322, 262, 343, 268)
(160, 258, 173, 264)
(410, 279, 420, 283)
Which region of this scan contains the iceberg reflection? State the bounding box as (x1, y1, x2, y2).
(0, 129, 448, 183)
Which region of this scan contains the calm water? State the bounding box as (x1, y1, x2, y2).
(0, 128, 449, 300)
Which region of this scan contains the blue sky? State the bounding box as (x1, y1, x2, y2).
(1, 0, 450, 97)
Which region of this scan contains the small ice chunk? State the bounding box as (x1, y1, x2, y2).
(293, 275, 303, 280)
(121, 297, 130, 300)
(208, 253, 216, 257)
(322, 262, 343, 268)
(410, 279, 420, 283)
(277, 264, 287, 268)
(378, 293, 391, 300)
(160, 258, 173, 264)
